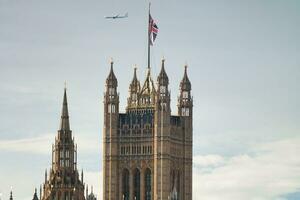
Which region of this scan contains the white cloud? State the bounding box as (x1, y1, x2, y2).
(193, 137, 300, 200)
(0, 133, 100, 154)
(2, 135, 300, 200)
(0, 134, 52, 154)
(194, 154, 225, 168)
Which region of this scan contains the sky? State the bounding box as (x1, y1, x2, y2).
(0, 0, 300, 200)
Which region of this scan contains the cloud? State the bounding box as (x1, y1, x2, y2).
(193, 137, 300, 200)
(1, 135, 300, 200)
(0, 133, 100, 154)
(0, 134, 52, 154)
(194, 154, 225, 168)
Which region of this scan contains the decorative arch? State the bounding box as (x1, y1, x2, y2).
(134, 168, 141, 200)
(122, 168, 130, 200)
(144, 168, 152, 200)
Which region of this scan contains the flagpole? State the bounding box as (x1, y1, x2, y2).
(147, 2, 151, 69)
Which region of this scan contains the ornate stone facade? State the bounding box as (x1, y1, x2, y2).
(41, 89, 85, 200)
(103, 59, 193, 200)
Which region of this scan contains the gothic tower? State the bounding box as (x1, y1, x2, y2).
(41, 88, 85, 200)
(103, 59, 193, 200)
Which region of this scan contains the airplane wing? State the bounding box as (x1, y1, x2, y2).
(116, 13, 128, 18)
(105, 13, 128, 19)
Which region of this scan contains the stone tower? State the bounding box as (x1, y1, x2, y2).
(103, 59, 193, 200)
(41, 88, 85, 200)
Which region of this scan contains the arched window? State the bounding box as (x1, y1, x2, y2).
(122, 169, 130, 200)
(134, 169, 141, 200)
(145, 168, 151, 200)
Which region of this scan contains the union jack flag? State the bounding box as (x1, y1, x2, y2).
(149, 14, 158, 45)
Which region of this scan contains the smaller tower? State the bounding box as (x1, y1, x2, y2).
(139, 68, 156, 107)
(32, 188, 39, 200)
(44, 169, 47, 183)
(178, 64, 193, 200)
(81, 169, 84, 183)
(41, 87, 85, 200)
(9, 190, 13, 200)
(103, 60, 120, 200)
(86, 185, 97, 200)
(154, 58, 172, 200)
(39, 185, 42, 200)
(178, 65, 192, 118)
(127, 67, 140, 109)
(104, 60, 119, 124)
(157, 58, 170, 111)
(86, 184, 88, 198)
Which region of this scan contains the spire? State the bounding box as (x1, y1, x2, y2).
(106, 60, 118, 87)
(32, 188, 39, 200)
(45, 169, 47, 183)
(141, 68, 156, 95)
(157, 58, 169, 85)
(39, 185, 42, 200)
(9, 190, 13, 200)
(180, 65, 191, 91)
(129, 67, 140, 92)
(86, 184, 88, 198)
(132, 67, 138, 82)
(59, 88, 70, 131)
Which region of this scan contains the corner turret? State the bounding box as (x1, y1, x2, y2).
(127, 67, 140, 108)
(178, 65, 193, 117)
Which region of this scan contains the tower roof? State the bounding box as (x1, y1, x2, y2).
(129, 67, 140, 92)
(180, 65, 191, 91)
(157, 58, 169, 85)
(32, 188, 39, 200)
(106, 61, 118, 87)
(140, 68, 156, 96)
(59, 88, 70, 131)
(9, 190, 13, 200)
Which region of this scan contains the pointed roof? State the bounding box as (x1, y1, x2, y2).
(106, 61, 118, 87)
(157, 58, 169, 85)
(9, 190, 13, 200)
(132, 67, 138, 82)
(129, 67, 140, 92)
(140, 68, 156, 96)
(32, 188, 39, 200)
(59, 88, 70, 131)
(180, 65, 191, 91)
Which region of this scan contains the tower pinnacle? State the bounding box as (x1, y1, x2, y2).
(59, 88, 70, 131)
(157, 58, 169, 86)
(9, 190, 13, 200)
(106, 60, 117, 87)
(180, 64, 191, 91)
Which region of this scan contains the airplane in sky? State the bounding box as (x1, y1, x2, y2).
(105, 12, 128, 19)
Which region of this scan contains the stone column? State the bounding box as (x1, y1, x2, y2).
(119, 169, 123, 200)
(129, 169, 134, 200)
(140, 169, 145, 200)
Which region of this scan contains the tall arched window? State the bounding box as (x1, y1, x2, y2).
(122, 169, 130, 200)
(134, 168, 141, 200)
(145, 168, 151, 200)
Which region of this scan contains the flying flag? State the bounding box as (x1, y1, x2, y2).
(149, 14, 158, 45)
